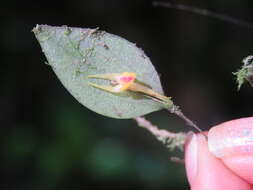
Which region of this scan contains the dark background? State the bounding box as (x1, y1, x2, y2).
(1, 0, 253, 189)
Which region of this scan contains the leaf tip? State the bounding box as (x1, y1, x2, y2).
(32, 24, 41, 34)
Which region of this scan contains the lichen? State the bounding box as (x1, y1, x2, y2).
(234, 55, 253, 90)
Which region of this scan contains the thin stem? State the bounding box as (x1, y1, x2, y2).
(169, 105, 203, 133)
(134, 117, 186, 151)
(170, 157, 185, 164)
(153, 1, 253, 30)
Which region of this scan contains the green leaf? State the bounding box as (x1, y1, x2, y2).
(33, 25, 166, 119)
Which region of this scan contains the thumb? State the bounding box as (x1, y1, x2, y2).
(185, 133, 252, 190)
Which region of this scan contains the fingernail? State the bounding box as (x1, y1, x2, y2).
(185, 133, 198, 185)
(208, 117, 253, 158)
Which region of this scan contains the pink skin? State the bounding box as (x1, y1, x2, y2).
(185, 117, 253, 190)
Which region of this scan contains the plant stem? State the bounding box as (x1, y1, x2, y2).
(153, 1, 253, 30)
(168, 105, 203, 133)
(134, 117, 186, 151)
(170, 157, 185, 164)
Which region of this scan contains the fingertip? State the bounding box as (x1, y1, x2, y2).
(185, 133, 210, 186)
(223, 155, 253, 185)
(208, 117, 253, 185)
(185, 133, 198, 185)
(208, 117, 253, 158)
(185, 133, 252, 190)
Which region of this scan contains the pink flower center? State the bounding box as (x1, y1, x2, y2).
(119, 76, 134, 83)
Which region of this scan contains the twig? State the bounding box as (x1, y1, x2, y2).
(170, 157, 185, 164)
(169, 105, 208, 138)
(169, 105, 203, 133)
(134, 117, 186, 151)
(153, 1, 253, 30)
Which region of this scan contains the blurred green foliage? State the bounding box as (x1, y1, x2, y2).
(1, 0, 253, 189)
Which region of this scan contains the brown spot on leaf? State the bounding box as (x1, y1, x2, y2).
(104, 44, 109, 50)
